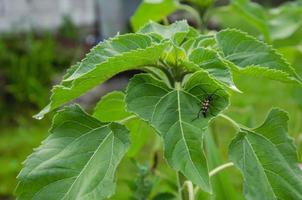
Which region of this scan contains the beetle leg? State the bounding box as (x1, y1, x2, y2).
(192, 107, 203, 121)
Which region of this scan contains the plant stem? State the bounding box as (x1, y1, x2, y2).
(217, 114, 241, 132)
(184, 181, 195, 200)
(177, 172, 195, 200)
(162, 17, 169, 25)
(177, 172, 185, 200)
(117, 115, 136, 124)
(194, 162, 235, 195)
(209, 162, 234, 177)
(175, 81, 182, 90)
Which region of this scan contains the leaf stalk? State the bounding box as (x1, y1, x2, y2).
(209, 162, 234, 177)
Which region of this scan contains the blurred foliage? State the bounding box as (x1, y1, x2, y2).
(0, 119, 50, 198)
(210, 0, 302, 42)
(0, 22, 83, 125)
(131, 0, 179, 31)
(131, 0, 213, 31)
(0, 18, 85, 198)
(0, 34, 60, 109)
(58, 16, 80, 40)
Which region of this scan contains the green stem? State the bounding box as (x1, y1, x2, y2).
(162, 17, 169, 25)
(184, 181, 195, 200)
(209, 162, 234, 177)
(194, 162, 235, 195)
(177, 172, 194, 200)
(217, 114, 241, 132)
(117, 115, 136, 124)
(175, 81, 182, 90)
(177, 172, 185, 200)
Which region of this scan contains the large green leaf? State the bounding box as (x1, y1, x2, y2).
(16, 105, 130, 200)
(215, 29, 302, 85)
(131, 0, 179, 32)
(35, 34, 169, 119)
(93, 91, 156, 157)
(125, 71, 229, 192)
(229, 108, 302, 200)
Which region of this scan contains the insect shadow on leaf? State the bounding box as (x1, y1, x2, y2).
(191, 88, 223, 121)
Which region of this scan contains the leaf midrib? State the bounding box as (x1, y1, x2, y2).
(149, 85, 207, 186)
(243, 136, 278, 199)
(245, 132, 302, 191)
(176, 88, 206, 187)
(61, 131, 113, 200)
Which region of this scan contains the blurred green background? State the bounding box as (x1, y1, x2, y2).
(0, 0, 301, 199)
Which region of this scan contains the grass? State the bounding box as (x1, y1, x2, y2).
(0, 118, 50, 197)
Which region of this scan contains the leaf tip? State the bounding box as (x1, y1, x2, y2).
(230, 84, 242, 93)
(33, 104, 51, 120)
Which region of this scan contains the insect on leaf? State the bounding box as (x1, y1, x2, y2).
(125, 70, 229, 192)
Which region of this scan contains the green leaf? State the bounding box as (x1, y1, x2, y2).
(16, 105, 130, 200)
(231, 0, 302, 41)
(93, 91, 156, 157)
(35, 33, 169, 119)
(138, 20, 191, 45)
(231, 0, 270, 42)
(188, 47, 239, 92)
(125, 71, 229, 192)
(229, 108, 302, 200)
(268, 2, 302, 40)
(215, 29, 302, 85)
(181, 35, 216, 55)
(93, 91, 131, 122)
(162, 44, 187, 67)
(130, 0, 179, 32)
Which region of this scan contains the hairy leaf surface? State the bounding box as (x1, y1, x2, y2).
(229, 108, 302, 200)
(35, 34, 169, 119)
(138, 20, 192, 45)
(126, 71, 229, 192)
(16, 105, 130, 200)
(215, 29, 302, 85)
